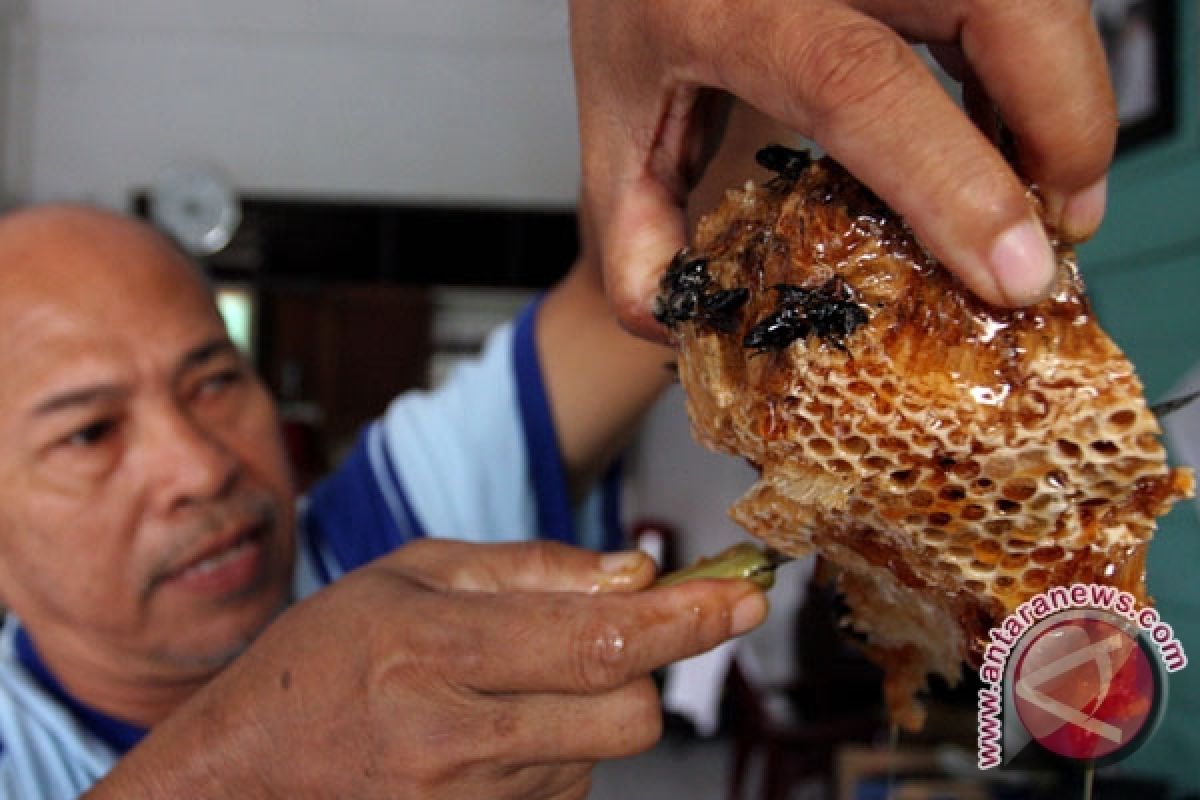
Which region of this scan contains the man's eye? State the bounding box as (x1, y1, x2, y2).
(199, 368, 245, 395)
(65, 419, 117, 448)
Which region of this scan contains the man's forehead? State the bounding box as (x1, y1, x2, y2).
(0, 206, 222, 408)
(0, 204, 193, 288)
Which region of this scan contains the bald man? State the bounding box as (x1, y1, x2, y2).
(0, 206, 767, 799)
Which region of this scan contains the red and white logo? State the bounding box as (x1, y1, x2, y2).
(976, 585, 1183, 769)
(1012, 613, 1157, 761)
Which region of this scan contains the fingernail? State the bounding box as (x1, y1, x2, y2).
(1061, 177, 1108, 240)
(600, 551, 647, 574)
(592, 551, 651, 592)
(988, 218, 1056, 306)
(731, 590, 768, 636)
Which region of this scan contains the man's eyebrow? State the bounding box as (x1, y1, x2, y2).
(30, 338, 238, 417)
(178, 338, 239, 374)
(32, 385, 127, 416)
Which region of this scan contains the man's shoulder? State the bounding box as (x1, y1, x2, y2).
(0, 619, 121, 796)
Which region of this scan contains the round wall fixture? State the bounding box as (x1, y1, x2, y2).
(148, 163, 241, 256)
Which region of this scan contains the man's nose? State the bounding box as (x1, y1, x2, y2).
(144, 404, 239, 510)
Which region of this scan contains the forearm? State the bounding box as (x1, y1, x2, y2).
(536, 257, 675, 495)
(84, 686, 271, 799)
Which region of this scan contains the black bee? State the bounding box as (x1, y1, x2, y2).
(654, 250, 750, 333)
(755, 144, 812, 188)
(744, 276, 868, 353)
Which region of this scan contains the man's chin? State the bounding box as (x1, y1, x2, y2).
(153, 591, 289, 674)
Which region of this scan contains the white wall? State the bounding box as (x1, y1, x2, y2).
(2, 0, 581, 209)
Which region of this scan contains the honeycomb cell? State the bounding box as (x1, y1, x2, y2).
(809, 437, 834, 457)
(974, 540, 1003, 561)
(1031, 545, 1066, 565)
(939, 485, 968, 503)
(987, 456, 1016, 479)
(1002, 478, 1038, 502)
(922, 527, 948, 543)
(908, 490, 934, 509)
(1000, 553, 1030, 570)
(952, 461, 982, 481)
(947, 545, 973, 560)
(995, 499, 1021, 515)
(1056, 439, 1083, 460)
(961, 504, 988, 521)
(1044, 469, 1069, 489)
(1108, 409, 1137, 430)
(863, 455, 892, 472)
(827, 458, 854, 475)
(1021, 568, 1050, 589)
(985, 519, 1014, 537)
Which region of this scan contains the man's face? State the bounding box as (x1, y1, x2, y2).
(0, 209, 296, 684)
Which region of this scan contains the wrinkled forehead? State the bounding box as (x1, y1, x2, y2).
(0, 207, 223, 408)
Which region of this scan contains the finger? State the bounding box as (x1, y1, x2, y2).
(486, 677, 665, 763)
(571, 0, 714, 340)
(593, 165, 693, 343)
(674, 0, 1059, 306)
(435, 579, 767, 694)
(386, 539, 658, 594)
(851, 0, 1116, 241)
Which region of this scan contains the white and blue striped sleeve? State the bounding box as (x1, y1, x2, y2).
(300, 297, 625, 583)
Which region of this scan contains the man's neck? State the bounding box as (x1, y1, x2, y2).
(15, 622, 218, 731)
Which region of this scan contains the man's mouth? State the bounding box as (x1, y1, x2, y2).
(179, 532, 258, 577)
(162, 520, 272, 598)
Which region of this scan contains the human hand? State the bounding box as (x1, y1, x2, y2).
(94, 540, 765, 799)
(569, 0, 1117, 339)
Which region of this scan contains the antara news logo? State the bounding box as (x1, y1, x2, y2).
(977, 583, 1186, 770)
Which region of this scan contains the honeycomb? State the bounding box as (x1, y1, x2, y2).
(662, 154, 1195, 730)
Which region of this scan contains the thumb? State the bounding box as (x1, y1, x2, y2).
(602, 178, 690, 342)
(384, 539, 658, 594)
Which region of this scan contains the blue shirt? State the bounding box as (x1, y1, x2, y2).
(0, 301, 624, 798)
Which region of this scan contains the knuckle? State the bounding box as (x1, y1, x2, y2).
(570, 618, 634, 692)
(786, 21, 915, 121)
(522, 539, 572, 574)
(620, 678, 665, 754)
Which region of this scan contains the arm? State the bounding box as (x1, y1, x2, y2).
(534, 253, 673, 497)
(85, 540, 766, 799)
(569, 0, 1116, 339)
